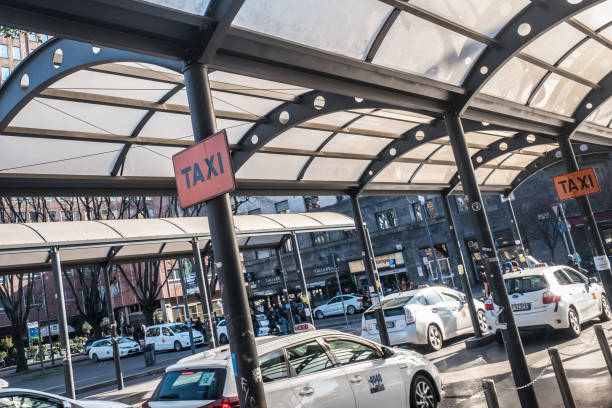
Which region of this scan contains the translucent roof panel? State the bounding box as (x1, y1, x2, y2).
(465, 132, 504, 146)
(529, 74, 592, 116)
(373, 11, 486, 85)
(401, 144, 442, 160)
(302, 158, 370, 182)
(304, 111, 361, 128)
(321, 134, 391, 155)
(573, 1, 612, 31)
(348, 116, 420, 135)
(139, 112, 194, 139)
(372, 162, 420, 183)
(410, 164, 456, 184)
(208, 71, 309, 96)
(481, 58, 547, 104)
(522, 22, 586, 65)
(485, 169, 521, 185)
(122, 146, 180, 177)
(557, 40, 612, 83)
(233, 0, 393, 60)
(140, 0, 211, 15)
(236, 153, 309, 180)
(501, 153, 539, 168)
(266, 129, 332, 151)
(586, 98, 612, 127)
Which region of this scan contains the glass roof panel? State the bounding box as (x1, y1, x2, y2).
(501, 153, 538, 168)
(236, 153, 309, 180)
(557, 39, 612, 83)
(473, 168, 493, 183)
(139, 112, 193, 139)
(481, 57, 547, 104)
(573, 1, 612, 31)
(372, 109, 434, 124)
(519, 144, 557, 154)
(430, 145, 478, 162)
(372, 162, 420, 183)
(302, 158, 370, 181)
(233, 0, 393, 60)
(410, 164, 456, 183)
(485, 169, 521, 185)
(465, 132, 504, 146)
(0, 136, 120, 175)
(602, 25, 612, 42)
(529, 74, 591, 116)
(304, 111, 361, 128)
(486, 153, 512, 166)
(266, 128, 332, 151)
(122, 145, 180, 177)
(348, 116, 420, 135)
(586, 98, 612, 126)
(211, 91, 281, 117)
(321, 134, 391, 155)
(140, 0, 210, 15)
(209, 71, 309, 96)
(373, 11, 486, 85)
(409, 0, 529, 37)
(522, 22, 586, 65)
(401, 143, 441, 160)
(218, 120, 254, 144)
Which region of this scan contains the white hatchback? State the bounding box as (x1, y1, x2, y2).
(313, 294, 363, 319)
(361, 287, 488, 351)
(485, 266, 610, 339)
(89, 337, 141, 362)
(145, 323, 205, 352)
(143, 329, 444, 408)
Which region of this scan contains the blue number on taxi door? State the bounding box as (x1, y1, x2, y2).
(368, 373, 385, 393)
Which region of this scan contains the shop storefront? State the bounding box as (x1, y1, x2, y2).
(349, 251, 407, 294)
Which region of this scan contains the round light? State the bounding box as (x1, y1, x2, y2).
(354, 97, 364, 103)
(52, 49, 63, 69)
(279, 111, 290, 124)
(555, 151, 562, 159)
(482, 122, 490, 127)
(415, 130, 425, 141)
(389, 148, 397, 156)
(580, 144, 588, 152)
(517, 23, 532, 36)
(251, 135, 259, 145)
(314, 95, 325, 110)
(526, 134, 536, 143)
(499, 142, 508, 151)
(586, 102, 593, 109)
(480, 66, 489, 75)
(476, 156, 483, 163)
(92, 45, 101, 54)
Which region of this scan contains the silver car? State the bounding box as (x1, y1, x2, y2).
(0, 388, 128, 408)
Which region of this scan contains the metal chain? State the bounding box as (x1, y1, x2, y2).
(498, 364, 549, 391)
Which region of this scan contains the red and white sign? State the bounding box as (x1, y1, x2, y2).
(172, 130, 235, 209)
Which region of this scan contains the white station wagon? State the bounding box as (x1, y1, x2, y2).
(145, 323, 204, 351)
(144, 329, 444, 408)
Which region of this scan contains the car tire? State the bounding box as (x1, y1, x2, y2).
(219, 334, 229, 345)
(174, 341, 182, 352)
(410, 374, 437, 408)
(600, 295, 611, 322)
(92, 353, 99, 363)
(426, 324, 443, 352)
(567, 307, 581, 338)
(347, 305, 356, 315)
(315, 311, 324, 320)
(476, 309, 488, 334)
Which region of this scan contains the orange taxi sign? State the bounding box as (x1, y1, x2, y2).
(553, 168, 600, 201)
(172, 130, 235, 209)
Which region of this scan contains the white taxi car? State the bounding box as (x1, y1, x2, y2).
(485, 266, 610, 339)
(143, 329, 444, 408)
(89, 337, 141, 362)
(145, 323, 205, 352)
(313, 294, 363, 319)
(361, 287, 488, 351)
(0, 388, 128, 408)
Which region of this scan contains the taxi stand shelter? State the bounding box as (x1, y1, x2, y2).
(1, 1, 612, 406)
(0, 212, 355, 396)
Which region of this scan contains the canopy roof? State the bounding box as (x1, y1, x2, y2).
(0, 212, 354, 274)
(0, 0, 610, 197)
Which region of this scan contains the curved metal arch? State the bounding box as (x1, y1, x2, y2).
(0, 38, 183, 132)
(231, 91, 390, 171)
(509, 142, 611, 193)
(567, 72, 612, 138)
(455, 0, 603, 114)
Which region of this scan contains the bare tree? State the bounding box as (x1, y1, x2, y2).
(526, 218, 562, 263)
(62, 266, 107, 337)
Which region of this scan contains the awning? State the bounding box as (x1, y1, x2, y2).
(567, 211, 612, 227)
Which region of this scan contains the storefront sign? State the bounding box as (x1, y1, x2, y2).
(314, 265, 338, 276)
(553, 168, 600, 201)
(594, 255, 611, 271)
(349, 252, 404, 274)
(173, 130, 235, 209)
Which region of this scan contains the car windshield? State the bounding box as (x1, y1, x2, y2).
(505, 275, 548, 295)
(171, 324, 188, 333)
(153, 369, 226, 401)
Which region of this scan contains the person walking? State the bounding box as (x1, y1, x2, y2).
(479, 265, 490, 298)
(400, 279, 407, 292)
(250, 309, 260, 337)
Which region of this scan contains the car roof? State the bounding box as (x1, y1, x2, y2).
(502, 266, 563, 279)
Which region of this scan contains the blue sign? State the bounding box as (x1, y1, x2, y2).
(28, 327, 39, 339)
(389, 258, 396, 268)
(557, 220, 564, 233)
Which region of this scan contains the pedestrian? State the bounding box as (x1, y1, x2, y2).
(511, 260, 521, 272)
(278, 313, 290, 335)
(503, 262, 513, 274)
(250, 309, 260, 337)
(479, 265, 489, 298)
(400, 279, 407, 292)
(408, 280, 416, 290)
(567, 254, 578, 269)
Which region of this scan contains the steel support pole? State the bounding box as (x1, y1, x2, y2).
(445, 114, 538, 408)
(275, 248, 295, 333)
(505, 196, 528, 266)
(350, 194, 390, 346)
(558, 202, 578, 259)
(558, 137, 612, 304)
(102, 263, 124, 390)
(290, 232, 315, 325)
(41, 272, 54, 366)
(443, 195, 482, 337)
(184, 62, 265, 408)
(50, 247, 75, 399)
(178, 259, 196, 354)
(594, 324, 612, 379)
(192, 238, 217, 348)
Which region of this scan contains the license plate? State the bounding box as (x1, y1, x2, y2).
(376, 322, 395, 330)
(512, 303, 531, 312)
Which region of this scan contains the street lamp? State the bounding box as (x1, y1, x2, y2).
(418, 196, 441, 284)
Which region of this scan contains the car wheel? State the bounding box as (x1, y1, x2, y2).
(92, 353, 99, 363)
(174, 341, 182, 352)
(410, 374, 437, 408)
(600, 295, 611, 322)
(427, 324, 443, 352)
(567, 307, 581, 338)
(315, 311, 324, 320)
(219, 334, 229, 345)
(347, 305, 356, 315)
(477, 309, 488, 334)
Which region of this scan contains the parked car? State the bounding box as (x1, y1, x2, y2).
(361, 287, 488, 351)
(486, 266, 610, 340)
(143, 329, 444, 408)
(88, 337, 142, 362)
(313, 294, 363, 319)
(145, 323, 204, 352)
(217, 315, 270, 345)
(0, 388, 128, 408)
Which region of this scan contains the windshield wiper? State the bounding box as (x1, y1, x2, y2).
(159, 393, 179, 399)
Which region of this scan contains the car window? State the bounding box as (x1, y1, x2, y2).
(0, 395, 62, 408)
(259, 350, 288, 383)
(103, 340, 112, 346)
(153, 369, 226, 401)
(147, 327, 159, 337)
(553, 270, 572, 286)
(505, 275, 548, 295)
(440, 291, 462, 303)
(413, 296, 427, 306)
(564, 269, 587, 284)
(423, 290, 443, 305)
(328, 297, 340, 304)
(218, 321, 226, 327)
(118, 338, 132, 344)
(162, 327, 173, 336)
(326, 339, 380, 365)
(342, 295, 353, 301)
(286, 341, 334, 376)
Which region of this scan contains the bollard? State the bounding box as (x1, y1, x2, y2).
(482, 379, 501, 408)
(594, 324, 612, 378)
(548, 347, 576, 408)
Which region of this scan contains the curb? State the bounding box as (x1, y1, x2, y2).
(465, 333, 495, 349)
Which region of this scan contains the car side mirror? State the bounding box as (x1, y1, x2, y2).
(588, 277, 598, 284)
(63, 401, 73, 408)
(381, 346, 395, 359)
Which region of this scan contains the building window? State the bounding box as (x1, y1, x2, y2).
(484, 195, 499, 210)
(275, 200, 290, 214)
(0, 45, 7, 58)
(1, 67, 9, 81)
(40, 34, 48, 42)
(311, 231, 328, 246)
(248, 208, 262, 215)
(167, 269, 180, 284)
(375, 210, 396, 230)
(304, 196, 320, 211)
(255, 249, 271, 260)
(28, 33, 37, 42)
(412, 203, 423, 222)
(12, 46, 22, 60)
(425, 199, 436, 218)
(455, 196, 468, 212)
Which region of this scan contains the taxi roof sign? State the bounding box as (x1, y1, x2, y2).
(172, 130, 235, 209)
(553, 168, 600, 201)
(294, 323, 316, 333)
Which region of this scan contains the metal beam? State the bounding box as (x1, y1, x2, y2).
(365, 8, 401, 63)
(199, 0, 246, 63)
(567, 19, 612, 50)
(566, 72, 612, 139)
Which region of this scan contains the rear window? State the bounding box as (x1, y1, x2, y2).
(364, 307, 405, 320)
(505, 275, 548, 295)
(152, 369, 226, 401)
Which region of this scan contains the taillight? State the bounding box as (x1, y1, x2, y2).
(356, 299, 362, 302)
(542, 291, 561, 304)
(484, 298, 494, 311)
(201, 397, 240, 408)
(141, 402, 151, 408)
(405, 309, 415, 325)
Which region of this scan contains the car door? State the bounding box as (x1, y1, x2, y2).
(286, 340, 355, 408)
(161, 326, 174, 350)
(101, 339, 113, 359)
(423, 290, 450, 337)
(146, 327, 159, 349)
(326, 297, 342, 316)
(0, 392, 63, 408)
(260, 349, 302, 408)
(439, 290, 471, 333)
(564, 268, 597, 318)
(324, 337, 407, 408)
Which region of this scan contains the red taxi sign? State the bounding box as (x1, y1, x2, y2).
(294, 323, 316, 333)
(553, 168, 600, 201)
(172, 130, 235, 209)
